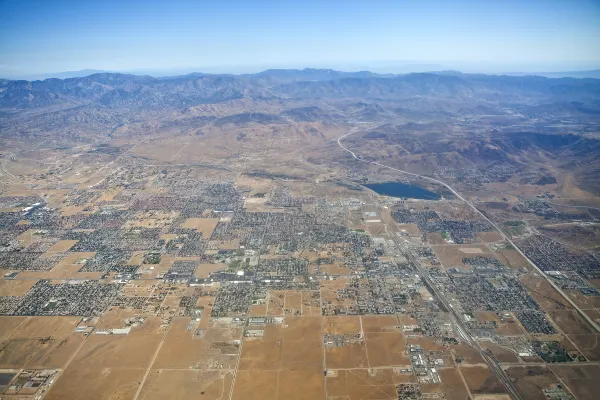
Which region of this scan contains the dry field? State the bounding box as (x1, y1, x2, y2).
(452, 344, 485, 365)
(494, 247, 531, 270)
(437, 367, 471, 400)
(194, 263, 226, 278)
(40, 251, 96, 279)
(319, 263, 350, 275)
(428, 232, 446, 245)
(0, 316, 83, 369)
(138, 369, 233, 400)
(323, 316, 361, 334)
(181, 217, 220, 239)
(365, 331, 409, 366)
(566, 334, 600, 361)
(479, 341, 520, 363)
(326, 368, 399, 399)
(495, 314, 524, 337)
(564, 289, 600, 310)
(137, 254, 175, 279)
(231, 370, 278, 400)
(70, 316, 164, 369)
(476, 231, 504, 243)
(550, 364, 600, 400)
(45, 366, 145, 400)
(266, 290, 285, 316)
(0, 316, 27, 338)
(235, 316, 323, 399)
(505, 366, 563, 400)
(248, 303, 267, 316)
(519, 275, 574, 311)
(432, 244, 495, 269)
(301, 290, 322, 316)
(239, 324, 283, 370)
(547, 310, 594, 334)
(397, 223, 422, 236)
(44, 239, 78, 253)
(154, 319, 241, 370)
(283, 290, 303, 315)
(460, 365, 507, 395)
(325, 341, 369, 369)
(123, 210, 180, 229)
(0, 279, 38, 296)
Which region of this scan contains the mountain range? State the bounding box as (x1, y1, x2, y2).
(1, 68, 599, 111)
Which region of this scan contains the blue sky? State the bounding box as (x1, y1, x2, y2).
(1, 0, 599, 78)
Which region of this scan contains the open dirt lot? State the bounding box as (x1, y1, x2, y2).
(138, 369, 233, 400)
(479, 341, 520, 363)
(319, 263, 350, 275)
(44, 239, 78, 253)
(277, 369, 324, 400)
(477, 231, 504, 243)
(194, 263, 226, 278)
(432, 244, 495, 269)
(281, 336, 322, 370)
(71, 316, 164, 369)
(154, 318, 241, 370)
(438, 367, 471, 400)
(241, 317, 322, 371)
(452, 344, 485, 365)
(547, 310, 594, 334)
(283, 316, 321, 342)
(122, 210, 179, 229)
(326, 368, 398, 400)
(0, 279, 37, 296)
(564, 289, 600, 310)
(326, 341, 369, 369)
(239, 328, 283, 370)
(45, 366, 145, 400)
(567, 334, 600, 361)
(519, 275, 574, 311)
(505, 366, 562, 400)
(361, 315, 400, 332)
(267, 290, 285, 316)
(460, 365, 507, 395)
(550, 364, 600, 400)
(0, 316, 27, 337)
(249, 304, 267, 316)
(0, 316, 83, 369)
(323, 316, 361, 334)
(181, 217, 220, 239)
(231, 370, 278, 400)
(494, 248, 531, 270)
(301, 290, 322, 316)
(365, 331, 409, 367)
(284, 290, 302, 314)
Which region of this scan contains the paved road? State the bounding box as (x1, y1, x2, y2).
(336, 128, 600, 400)
(396, 237, 523, 400)
(337, 129, 600, 334)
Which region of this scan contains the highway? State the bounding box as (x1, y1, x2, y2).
(395, 235, 523, 400)
(336, 129, 600, 334)
(335, 128, 600, 400)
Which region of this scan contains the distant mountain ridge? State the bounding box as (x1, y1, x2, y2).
(1, 69, 599, 110)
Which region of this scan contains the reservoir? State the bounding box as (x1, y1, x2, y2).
(364, 182, 441, 200)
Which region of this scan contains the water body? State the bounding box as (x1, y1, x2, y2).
(364, 182, 441, 200)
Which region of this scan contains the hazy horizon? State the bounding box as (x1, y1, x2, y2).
(1, 0, 599, 80)
(4, 61, 600, 81)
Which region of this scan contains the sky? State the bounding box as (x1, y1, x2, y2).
(1, 0, 599, 78)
